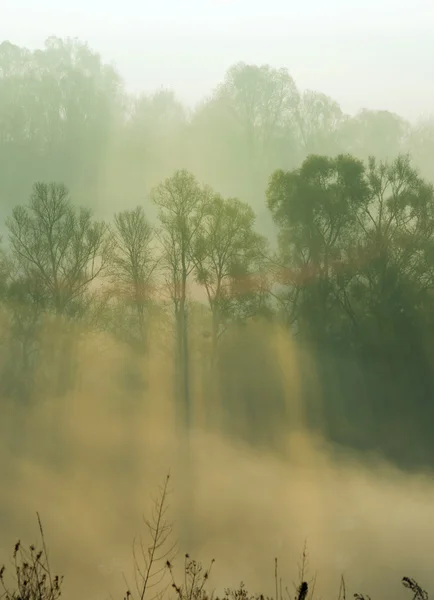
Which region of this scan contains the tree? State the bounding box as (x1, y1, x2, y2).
(0, 241, 48, 403)
(217, 62, 299, 159)
(294, 90, 345, 156)
(0, 273, 46, 402)
(151, 170, 212, 552)
(348, 154, 434, 353)
(192, 194, 268, 358)
(4, 182, 112, 399)
(108, 206, 159, 352)
(0, 37, 122, 212)
(337, 109, 410, 162)
(6, 182, 111, 317)
(407, 116, 434, 181)
(267, 152, 434, 464)
(213, 62, 300, 203)
(266, 153, 369, 341)
(151, 170, 211, 427)
(0, 241, 10, 300)
(126, 89, 188, 177)
(344, 155, 434, 457)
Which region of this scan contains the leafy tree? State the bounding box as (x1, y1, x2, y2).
(100, 88, 191, 221)
(344, 155, 434, 458)
(407, 116, 434, 182)
(337, 109, 410, 162)
(217, 62, 299, 160)
(348, 154, 434, 351)
(151, 170, 211, 426)
(122, 89, 189, 191)
(0, 37, 121, 211)
(268, 151, 434, 464)
(211, 63, 300, 204)
(267, 153, 368, 341)
(192, 195, 269, 357)
(294, 90, 345, 156)
(188, 95, 245, 199)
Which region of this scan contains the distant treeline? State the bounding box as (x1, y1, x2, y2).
(1, 36, 433, 223)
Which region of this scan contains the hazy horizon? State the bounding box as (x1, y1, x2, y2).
(3, 0, 434, 120)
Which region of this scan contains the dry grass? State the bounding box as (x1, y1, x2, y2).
(0, 475, 429, 600)
(0, 514, 63, 600)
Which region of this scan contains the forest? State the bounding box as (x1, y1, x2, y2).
(0, 35, 434, 474)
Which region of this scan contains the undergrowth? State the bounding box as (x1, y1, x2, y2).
(0, 474, 429, 600)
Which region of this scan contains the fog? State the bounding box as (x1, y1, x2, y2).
(3, 0, 434, 118)
(1, 2, 434, 600)
(1, 323, 434, 600)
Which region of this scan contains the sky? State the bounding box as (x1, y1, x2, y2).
(1, 0, 434, 120)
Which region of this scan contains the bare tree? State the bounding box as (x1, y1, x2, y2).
(6, 182, 111, 317)
(109, 206, 159, 352)
(124, 474, 177, 600)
